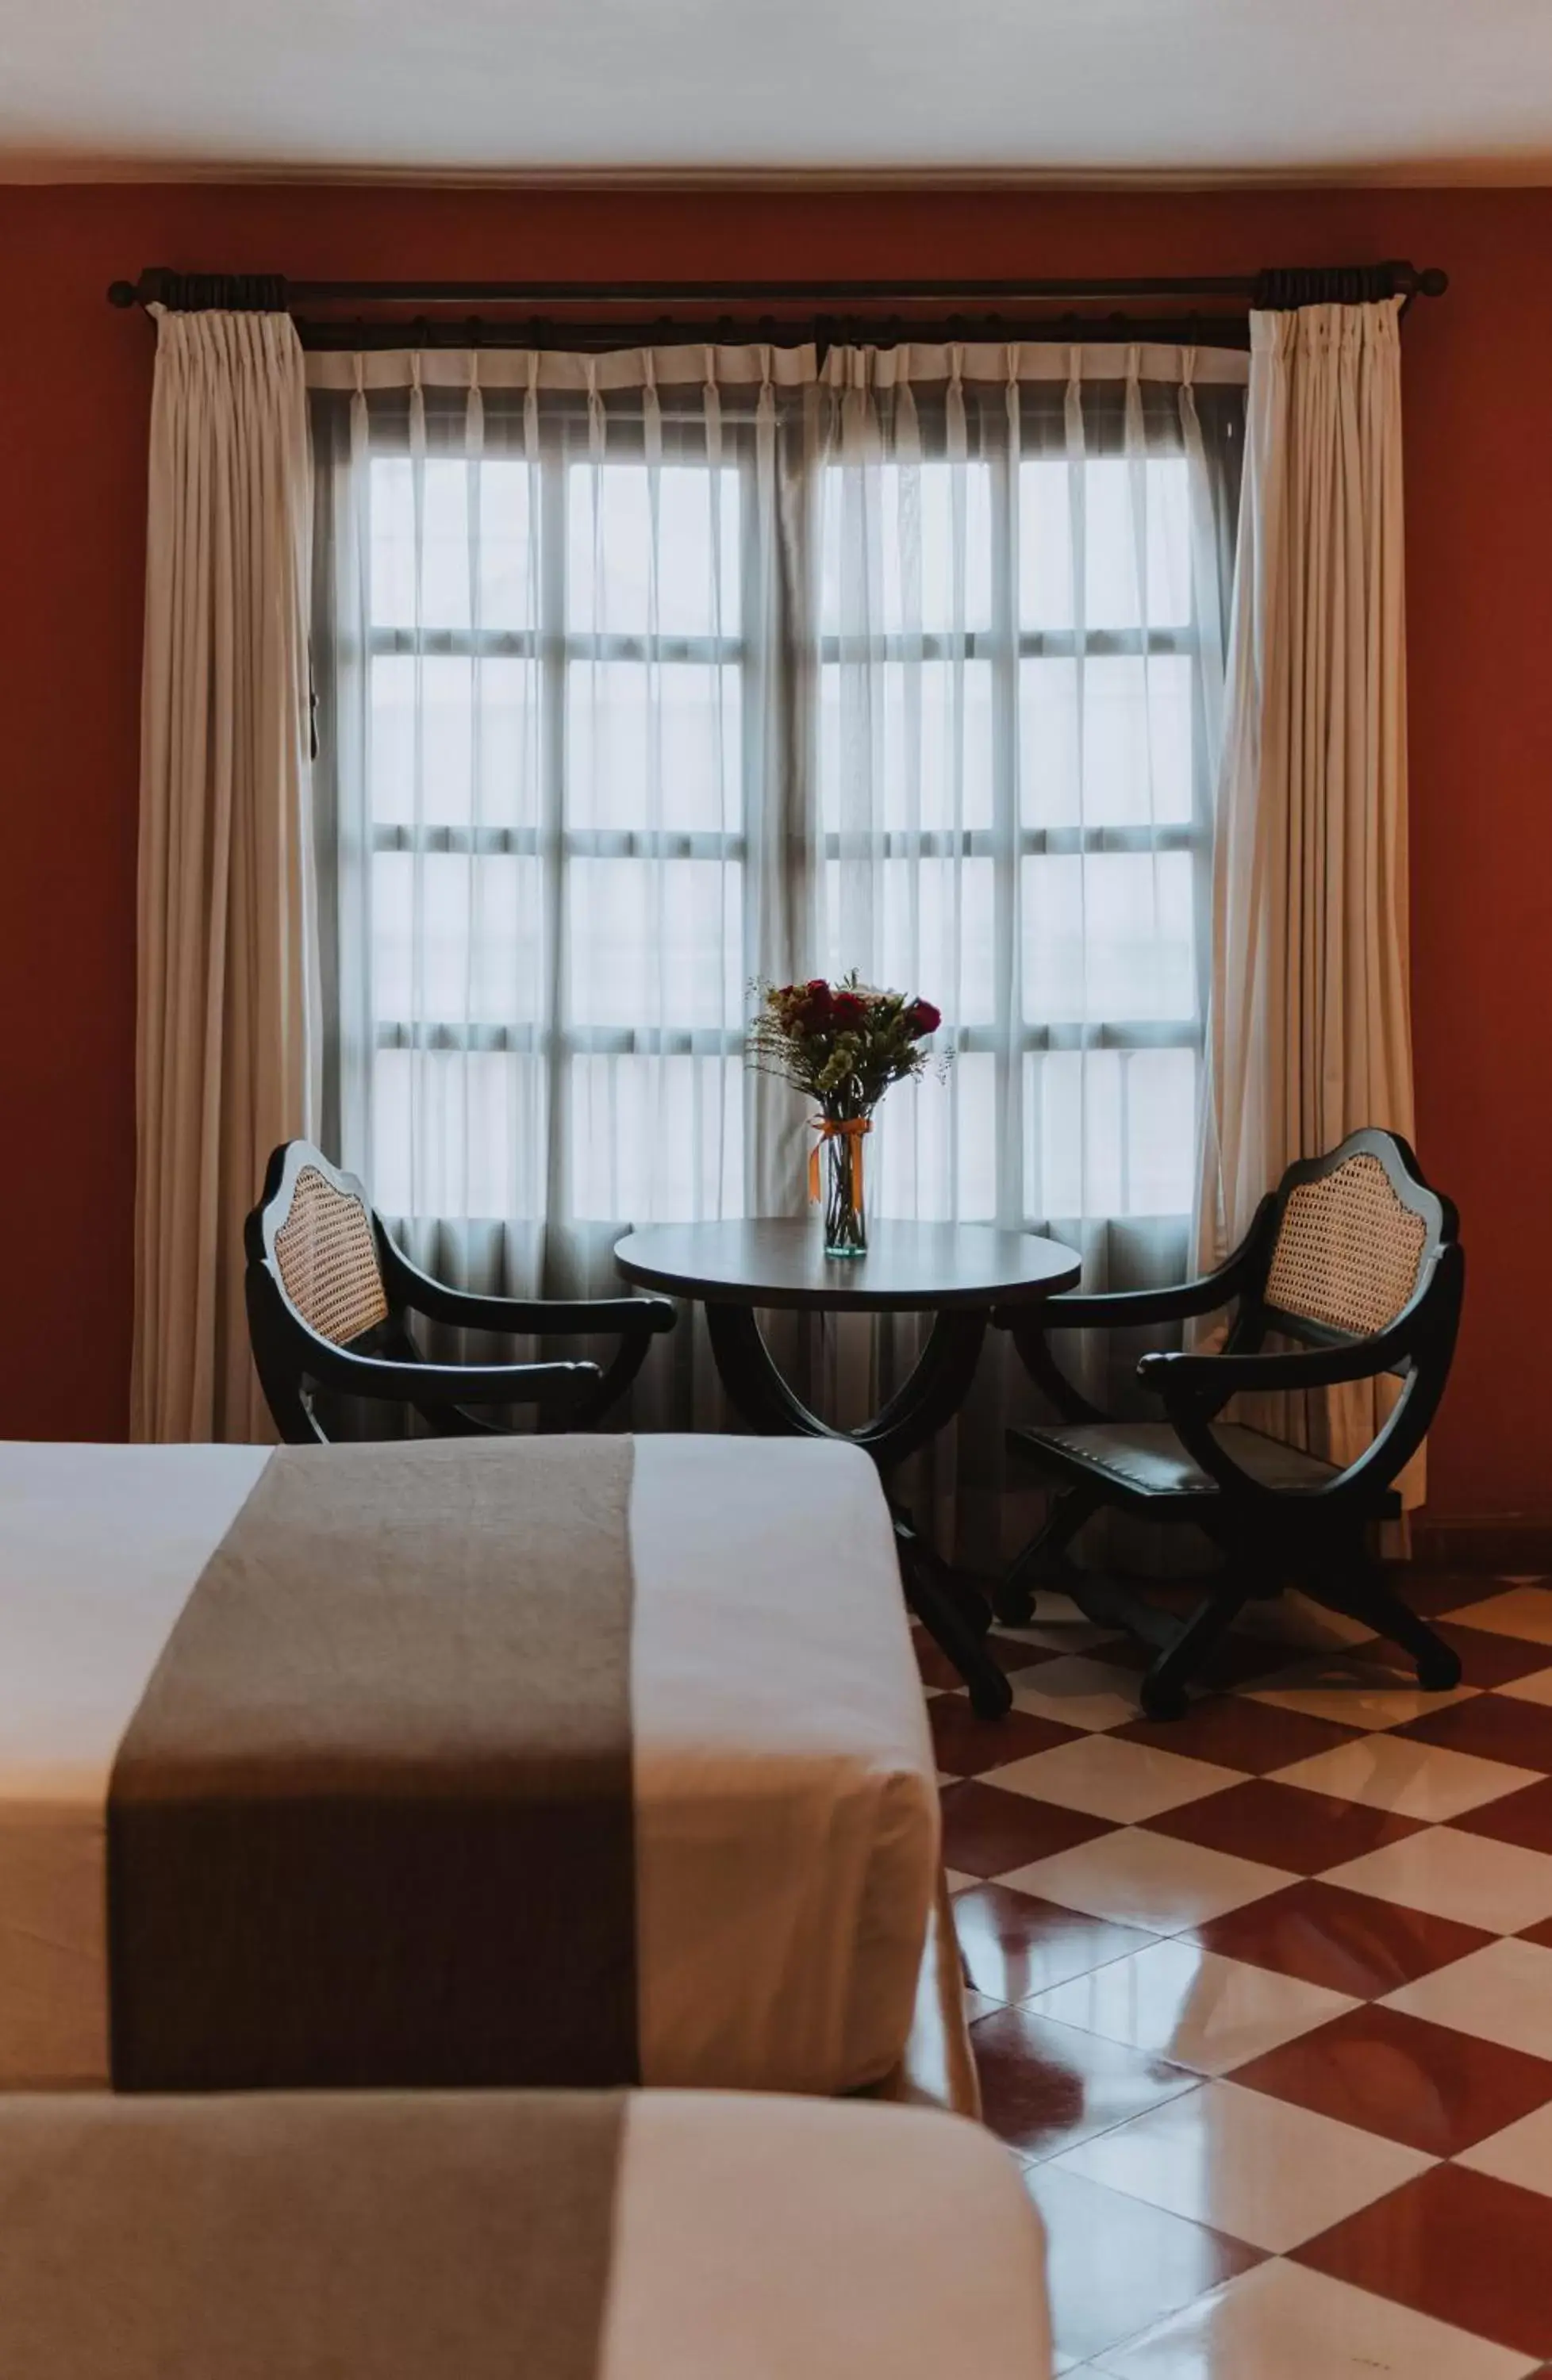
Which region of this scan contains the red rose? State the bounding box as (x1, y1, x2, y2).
(832, 990, 866, 1027)
(906, 999, 941, 1035)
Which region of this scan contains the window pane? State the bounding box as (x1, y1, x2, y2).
(371, 457, 538, 635)
(1022, 853, 1196, 1024)
(1026, 1047, 1196, 1221)
(820, 462, 993, 635)
(874, 1052, 996, 1222)
(824, 857, 995, 1027)
(568, 662, 740, 832)
(820, 659, 993, 833)
(1020, 456, 1191, 631)
(570, 1055, 742, 1221)
(567, 465, 741, 638)
(371, 654, 540, 830)
(567, 858, 741, 1029)
(372, 1049, 545, 1221)
(373, 851, 544, 1026)
(1020, 654, 1193, 829)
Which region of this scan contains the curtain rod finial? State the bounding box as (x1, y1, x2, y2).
(1419, 267, 1450, 298)
(106, 279, 140, 308)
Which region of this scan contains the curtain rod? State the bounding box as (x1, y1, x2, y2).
(107, 261, 1449, 330)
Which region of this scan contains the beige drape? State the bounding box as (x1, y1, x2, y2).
(1198, 298, 1415, 1483)
(132, 310, 319, 1442)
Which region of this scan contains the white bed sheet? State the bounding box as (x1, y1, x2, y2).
(0, 1434, 938, 2094)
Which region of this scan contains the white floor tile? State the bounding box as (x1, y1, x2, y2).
(1456, 2098, 1552, 2198)
(1004, 1656, 1143, 1733)
(1439, 1587, 1552, 1645)
(1003, 1595, 1122, 1656)
(1497, 1665, 1552, 1709)
(944, 1868, 978, 1893)
(1382, 1933, 1552, 2060)
(1244, 1653, 1481, 1732)
(1089, 2256, 1537, 2380)
(1002, 1828, 1296, 1935)
(1268, 1732, 1541, 1821)
(1324, 1827, 1552, 1933)
(1051, 2079, 1433, 2253)
(989, 1735, 1243, 1824)
(1234, 1590, 1381, 1654)
(1024, 1938, 1356, 2075)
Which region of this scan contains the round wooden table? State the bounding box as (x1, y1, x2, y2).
(613, 1219, 1081, 1718)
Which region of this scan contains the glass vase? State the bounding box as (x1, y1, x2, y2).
(821, 1120, 869, 1259)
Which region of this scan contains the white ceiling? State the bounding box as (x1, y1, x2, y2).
(4, 0, 1552, 183)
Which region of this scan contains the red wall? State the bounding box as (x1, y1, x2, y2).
(0, 181, 1546, 1515)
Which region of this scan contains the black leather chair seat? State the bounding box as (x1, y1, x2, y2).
(1008, 1418, 1397, 1511)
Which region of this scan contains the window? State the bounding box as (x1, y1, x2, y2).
(315, 350, 1240, 1244)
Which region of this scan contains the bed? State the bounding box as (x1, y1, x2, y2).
(0, 2087, 1050, 2378)
(0, 1432, 951, 2102)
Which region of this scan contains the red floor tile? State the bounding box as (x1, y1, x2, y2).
(1231, 1999, 1552, 2155)
(1112, 1698, 1366, 1775)
(1518, 1913, 1552, 1951)
(970, 2001, 1199, 2158)
(1191, 1877, 1492, 1999)
(1393, 1692, 1552, 1775)
(1142, 1778, 1429, 1874)
(1101, 1624, 1290, 1692)
(1426, 1621, 1552, 1688)
(938, 1779, 1117, 1879)
(1295, 2163, 1552, 2361)
(954, 1882, 1158, 2002)
(1024, 2163, 1266, 2367)
(1451, 1775, 1552, 1854)
(984, 1630, 1072, 1675)
(1399, 1571, 1539, 1619)
(928, 1698, 1081, 1776)
(911, 1627, 964, 1690)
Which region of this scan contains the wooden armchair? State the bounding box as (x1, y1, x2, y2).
(245, 1142, 676, 1445)
(993, 1129, 1466, 1720)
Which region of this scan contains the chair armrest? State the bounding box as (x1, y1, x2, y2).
(299, 1337, 601, 1410)
(1137, 1336, 1399, 1402)
(382, 1244, 676, 1339)
(992, 1195, 1273, 1335)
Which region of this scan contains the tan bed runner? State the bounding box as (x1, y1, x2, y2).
(108, 1436, 637, 2090)
(0, 2091, 624, 2380)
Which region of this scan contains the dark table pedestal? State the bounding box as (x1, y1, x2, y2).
(615, 1220, 1083, 1721)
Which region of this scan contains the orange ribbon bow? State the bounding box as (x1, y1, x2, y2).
(808, 1115, 872, 1211)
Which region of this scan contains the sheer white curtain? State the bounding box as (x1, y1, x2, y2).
(1200, 300, 1415, 1491)
(133, 309, 318, 1443)
(309, 339, 1245, 1554)
(807, 341, 1244, 1553)
(310, 347, 807, 1429)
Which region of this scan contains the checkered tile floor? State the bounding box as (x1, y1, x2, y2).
(922, 1572, 1552, 2378)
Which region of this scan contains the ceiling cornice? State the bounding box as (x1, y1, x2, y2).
(5, 155, 1552, 190)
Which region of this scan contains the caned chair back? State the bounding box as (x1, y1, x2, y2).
(1265, 1152, 1428, 1339)
(1256, 1129, 1454, 1365)
(263, 1153, 390, 1348)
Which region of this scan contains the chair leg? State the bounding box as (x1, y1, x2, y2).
(1312, 1549, 1464, 1693)
(1139, 1577, 1253, 1722)
(994, 1488, 1099, 1626)
(895, 1514, 1013, 1722)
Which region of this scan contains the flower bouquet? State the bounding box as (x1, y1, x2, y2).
(747, 973, 945, 1257)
